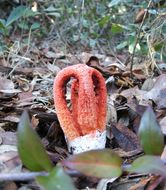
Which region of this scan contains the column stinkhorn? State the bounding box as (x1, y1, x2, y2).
(53, 64, 107, 154)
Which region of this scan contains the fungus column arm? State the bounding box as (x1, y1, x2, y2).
(53, 69, 81, 141)
(71, 69, 98, 135)
(92, 69, 107, 132)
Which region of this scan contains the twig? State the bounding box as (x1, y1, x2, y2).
(147, 34, 162, 74)
(130, 0, 153, 76)
(0, 169, 81, 182)
(0, 172, 48, 182)
(0, 164, 134, 182)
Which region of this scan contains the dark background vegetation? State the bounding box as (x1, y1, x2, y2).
(0, 0, 165, 59)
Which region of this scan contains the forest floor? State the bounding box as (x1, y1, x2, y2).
(0, 35, 166, 189)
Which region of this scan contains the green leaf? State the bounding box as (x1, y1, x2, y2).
(98, 15, 110, 27)
(161, 24, 166, 33)
(139, 107, 164, 155)
(37, 166, 76, 190)
(127, 155, 166, 176)
(43, 5, 60, 12)
(24, 9, 39, 18)
(89, 39, 96, 48)
(6, 6, 27, 26)
(111, 23, 124, 34)
(148, 9, 158, 14)
(129, 42, 141, 54)
(154, 43, 163, 51)
(81, 18, 89, 28)
(31, 22, 41, 30)
(18, 22, 29, 30)
(109, 0, 123, 7)
(46, 12, 61, 17)
(116, 41, 128, 50)
(0, 19, 6, 30)
(62, 149, 122, 178)
(17, 110, 53, 171)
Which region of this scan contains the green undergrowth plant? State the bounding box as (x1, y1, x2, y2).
(1, 1, 165, 61)
(0, 5, 38, 36)
(17, 106, 166, 189)
(0, 5, 39, 53)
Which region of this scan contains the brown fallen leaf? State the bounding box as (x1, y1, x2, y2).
(120, 86, 152, 106)
(47, 63, 61, 75)
(134, 8, 148, 24)
(0, 132, 17, 145)
(31, 115, 39, 129)
(115, 76, 134, 88)
(0, 145, 21, 173)
(111, 121, 140, 152)
(80, 52, 105, 65)
(141, 78, 154, 91)
(3, 115, 20, 123)
(122, 69, 146, 80)
(145, 74, 166, 103)
(86, 56, 117, 77)
(113, 148, 142, 158)
(0, 77, 21, 94)
(157, 88, 166, 109)
(46, 121, 67, 150)
(17, 91, 34, 107)
(120, 86, 146, 101)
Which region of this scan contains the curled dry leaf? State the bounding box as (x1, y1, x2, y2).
(80, 52, 105, 65)
(86, 56, 115, 77)
(121, 74, 166, 108)
(0, 77, 21, 94)
(144, 74, 166, 104)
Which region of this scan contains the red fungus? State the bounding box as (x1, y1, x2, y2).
(53, 64, 107, 152)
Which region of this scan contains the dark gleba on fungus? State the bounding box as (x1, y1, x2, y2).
(53, 64, 107, 154)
